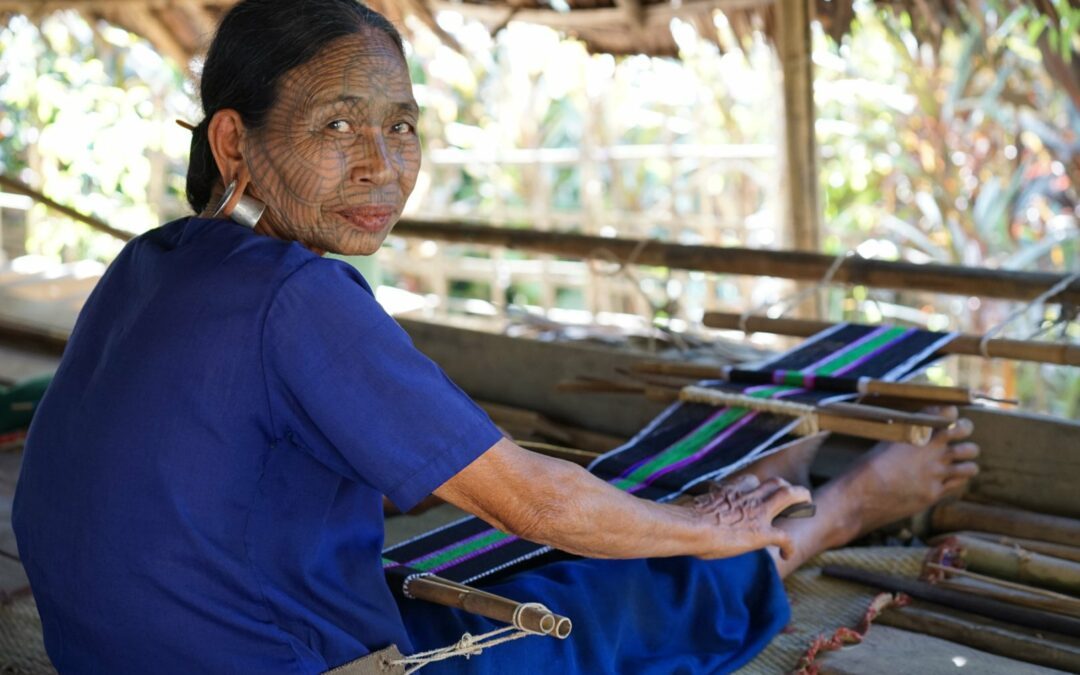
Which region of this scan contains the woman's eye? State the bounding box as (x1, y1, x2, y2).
(327, 119, 353, 133)
(390, 122, 415, 135)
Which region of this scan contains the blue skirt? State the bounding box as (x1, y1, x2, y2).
(398, 550, 789, 674)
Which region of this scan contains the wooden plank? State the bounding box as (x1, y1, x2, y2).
(816, 624, 1067, 675)
(963, 407, 1080, 519)
(400, 318, 669, 438)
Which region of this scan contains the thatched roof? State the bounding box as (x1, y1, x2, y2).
(1, 0, 1070, 66)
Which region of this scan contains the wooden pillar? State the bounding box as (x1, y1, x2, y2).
(776, 0, 820, 254)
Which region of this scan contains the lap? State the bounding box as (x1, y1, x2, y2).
(398, 550, 789, 674)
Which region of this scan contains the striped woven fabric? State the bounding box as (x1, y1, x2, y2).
(383, 323, 955, 585)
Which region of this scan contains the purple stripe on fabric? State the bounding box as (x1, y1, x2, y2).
(798, 325, 892, 374)
(629, 412, 759, 493)
(614, 407, 731, 480)
(403, 528, 502, 568)
(832, 328, 917, 377)
(427, 534, 521, 575)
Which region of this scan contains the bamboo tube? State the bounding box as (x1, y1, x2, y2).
(964, 531, 1080, 564)
(876, 600, 1080, 672)
(390, 219, 1080, 305)
(931, 533, 1080, 595)
(633, 362, 978, 404)
(702, 312, 1080, 366)
(403, 574, 572, 639)
(926, 563, 1080, 617)
(931, 500, 1080, 548)
(821, 564, 1080, 637)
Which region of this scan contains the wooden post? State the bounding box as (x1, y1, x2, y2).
(777, 0, 821, 317)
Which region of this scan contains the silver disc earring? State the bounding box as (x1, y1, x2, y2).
(209, 179, 265, 228)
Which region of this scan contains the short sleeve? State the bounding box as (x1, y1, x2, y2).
(263, 259, 503, 511)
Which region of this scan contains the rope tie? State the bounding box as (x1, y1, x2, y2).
(389, 603, 552, 674)
(977, 271, 1080, 359)
(738, 251, 852, 335)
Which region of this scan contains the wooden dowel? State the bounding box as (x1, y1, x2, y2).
(821, 564, 1080, 637)
(392, 219, 1080, 305)
(931, 533, 1080, 595)
(702, 312, 1080, 366)
(876, 600, 1080, 672)
(404, 575, 572, 638)
(931, 500, 1080, 548)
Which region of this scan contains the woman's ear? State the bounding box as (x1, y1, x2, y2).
(207, 109, 252, 217)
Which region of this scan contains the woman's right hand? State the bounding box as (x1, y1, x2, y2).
(687, 475, 811, 561)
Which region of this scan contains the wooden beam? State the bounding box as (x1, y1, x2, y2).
(776, 0, 820, 254)
(0, 174, 135, 242)
(426, 0, 774, 31)
(392, 219, 1080, 305)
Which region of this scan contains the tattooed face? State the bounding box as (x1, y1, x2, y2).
(242, 30, 420, 255)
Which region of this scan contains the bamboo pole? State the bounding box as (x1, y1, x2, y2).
(931, 533, 1080, 595)
(821, 564, 1080, 637)
(403, 574, 572, 639)
(876, 601, 1080, 672)
(931, 500, 1080, 548)
(0, 174, 134, 242)
(963, 532, 1080, 564)
(391, 219, 1080, 305)
(702, 312, 1080, 366)
(926, 563, 1080, 617)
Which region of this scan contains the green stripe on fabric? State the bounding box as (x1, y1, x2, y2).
(780, 371, 805, 387)
(411, 530, 511, 572)
(812, 327, 908, 375)
(610, 407, 749, 491)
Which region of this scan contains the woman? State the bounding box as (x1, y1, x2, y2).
(13, 2, 977, 673)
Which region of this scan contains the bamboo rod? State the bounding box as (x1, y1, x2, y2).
(404, 574, 572, 639)
(702, 312, 1080, 366)
(392, 219, 1080, 305)
(931, 500, 1080, 548)
(821, 564, 1080, 637)
(876, 601, 1080, 672)
(931, 533, 1080, 595)
(0, 174, 135, 242)
(517, 440, 601, 467)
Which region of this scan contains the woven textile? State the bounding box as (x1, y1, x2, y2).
(383, 323, 954, 585)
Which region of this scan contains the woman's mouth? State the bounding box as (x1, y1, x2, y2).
(337, 206, 396, 233)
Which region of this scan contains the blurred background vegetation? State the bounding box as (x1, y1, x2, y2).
(0, 0, 1076, 416)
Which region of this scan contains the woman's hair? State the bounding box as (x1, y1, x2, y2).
(186, 0, 405, 212)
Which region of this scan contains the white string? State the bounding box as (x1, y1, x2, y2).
(389, 603, 553, 674)
(737, 251, 852, 335)
(977, 271, 1080, 359)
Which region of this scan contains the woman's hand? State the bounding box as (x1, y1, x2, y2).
(686, 475, 811, 561)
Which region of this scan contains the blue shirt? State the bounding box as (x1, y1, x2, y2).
(13, 217, 502, 673)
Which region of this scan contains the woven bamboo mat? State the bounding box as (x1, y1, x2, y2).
(737, 546, 927, 674)
(0, 592, 53, 674)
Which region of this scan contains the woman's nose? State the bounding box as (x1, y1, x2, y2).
(349, 132, 397, 186)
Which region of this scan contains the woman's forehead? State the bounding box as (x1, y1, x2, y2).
(282, 31, 413, 107)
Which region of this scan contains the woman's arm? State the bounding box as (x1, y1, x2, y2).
(434, 437, 810, 561)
